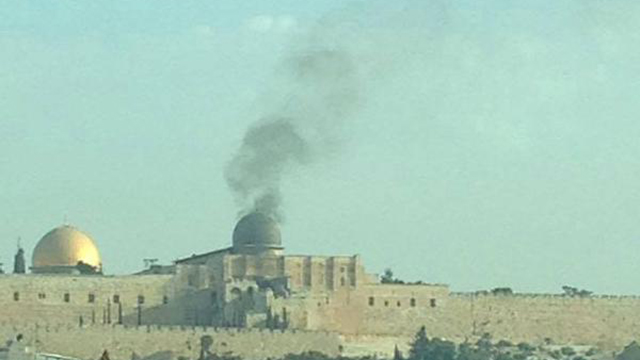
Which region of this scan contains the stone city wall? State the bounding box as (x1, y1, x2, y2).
(2, 275, 640, 354)
(0, 274, 176, 326)
(0, 323, 341, 360)
(300, 284, 640, 351)
(350, 289, 640, 350)
(446, 293, 640, 350)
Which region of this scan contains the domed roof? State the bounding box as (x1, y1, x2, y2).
(232, 212, 282, 251)
(32, 225, 102, 270)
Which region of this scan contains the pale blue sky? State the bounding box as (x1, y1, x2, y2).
(1, 0, 639, 294)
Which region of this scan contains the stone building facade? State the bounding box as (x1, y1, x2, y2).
(1, 213, 639, 359)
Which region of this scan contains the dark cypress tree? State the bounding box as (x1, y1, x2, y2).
(409, 326, 430, 360)
(394, 345, 404, 360)
(266, 307, 274, 329)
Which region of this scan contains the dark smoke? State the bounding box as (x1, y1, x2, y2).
(225, 46, 360, 221)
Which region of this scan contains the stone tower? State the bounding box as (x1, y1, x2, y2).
(13, 246, 25, 274)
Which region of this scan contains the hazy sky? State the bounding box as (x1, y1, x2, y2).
(1, 0, 639, 295)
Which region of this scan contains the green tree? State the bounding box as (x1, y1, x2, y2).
(76, 261, 101, 275)
(496, 340, 513, 348)
(616, 341, 640, 360)
(430, 338, 456, 360)
(476, 333, 493, 351)
(562, 286, 592, 297)
(496, 353, 515, 360)
(517, 343, 535, 353)
(408, 327, 455, 360)
(491, 288, 513, 296)
(458, 341, 491, 360)
(381, 268, 395, 284)
(381, 268, 405, 284)
(409, 326, 430, 360)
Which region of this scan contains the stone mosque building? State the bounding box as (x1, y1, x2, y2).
(1, 212, 640, 359)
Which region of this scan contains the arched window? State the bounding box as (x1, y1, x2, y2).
(230, 288, 242, 301)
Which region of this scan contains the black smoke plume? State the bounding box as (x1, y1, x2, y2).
(225, 46, 359, 221)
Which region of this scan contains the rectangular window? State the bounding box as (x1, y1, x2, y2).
(13, 292, 19, 301)
(397, 301, 401, 307)
(430, 298, 437, 308)
(384, 300, 389, 307)
(410, 298, 416, 307)
(38, 293, 46, 299)
(64, 293, 70, 302)
(88, 294, 95, 303)
(113, 294, 120, 304)
(163, 295, 169, 304)
(368, 297, 375, 306)
(137, 295, 145, 305)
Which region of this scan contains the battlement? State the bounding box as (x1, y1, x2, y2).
(450, 292, 640, 300)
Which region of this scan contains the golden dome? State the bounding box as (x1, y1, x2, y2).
(32, 225, 102, 270)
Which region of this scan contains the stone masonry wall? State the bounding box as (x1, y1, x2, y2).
(0, 323, 341, 360)
(446, 293, 640, 350)
(304, 284, 640, 351)
(2, 275, 640, 355)
(0, 274, 176, 326)
(348, 289, 640, 350)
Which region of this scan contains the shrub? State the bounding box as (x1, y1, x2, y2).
(561, 347, 576, 356)
(517, 343, 535, 353)
(585, 348, 597, 357)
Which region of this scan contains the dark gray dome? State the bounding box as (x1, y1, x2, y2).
(232, 212, 282, 251)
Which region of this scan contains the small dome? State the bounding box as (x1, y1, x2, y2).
(232, 212, 282, 252)
(32, 225, 102, 270)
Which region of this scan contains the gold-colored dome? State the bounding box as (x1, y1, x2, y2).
(32, 225, 102, 270)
